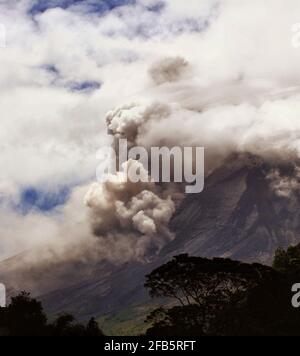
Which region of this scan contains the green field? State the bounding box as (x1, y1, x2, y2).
(98, 302, 160, 336)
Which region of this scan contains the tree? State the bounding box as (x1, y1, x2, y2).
(48, 313, 104, 336)
(145, 254, 274, 306)
(0, 291, 48, 336)
(273, 244, 300, 276)
(0, 292, 104, 336)
(86, 317, 104, 336)
(145, 254, 280, 336)
(146, 305, 207, 336)
(51, 313, 78, 336)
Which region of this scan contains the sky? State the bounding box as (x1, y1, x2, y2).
(1, 0, 300, 262)
(0, 0, 218, 260)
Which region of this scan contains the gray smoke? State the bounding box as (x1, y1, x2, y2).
(84, 160, 176, 261)
(84, 53, 300, 262)
(149, 57, 189, 85)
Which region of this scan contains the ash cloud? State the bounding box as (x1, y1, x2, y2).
(85, 179, 175, 261)
(85, 109, 180, 260)
(4, 0, 300, 272)
(149, 56, 189, 85)
(85, 45, 300, 262)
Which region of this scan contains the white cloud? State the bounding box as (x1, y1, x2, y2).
(1, 0, 300, 262)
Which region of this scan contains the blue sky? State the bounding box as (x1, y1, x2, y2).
(29, 0, 136, 16)
(0, 1, 219, 223)
(68, 80, 102, 93)
(2, 0, 298, 261)
(17, 186, 70, 214)
(0, 0, 218, 220)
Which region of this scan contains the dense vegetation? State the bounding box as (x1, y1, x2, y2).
(1, 244, 300, 336)
(0, 292, 104, 336)
(144, 245, 300, 336)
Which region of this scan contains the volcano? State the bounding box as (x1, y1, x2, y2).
(167, 153, 300, 264)
(1, 154, 300, 327)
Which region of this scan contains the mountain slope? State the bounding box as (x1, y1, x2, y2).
(1, 153, 300, 325)
(168, 154, 300, 263)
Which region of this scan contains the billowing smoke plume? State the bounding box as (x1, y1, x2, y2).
(83, 51, 300, 262)
(84, 160, 176, 261)
(83, 58, 201, 261)
(5, 0, 300, 296)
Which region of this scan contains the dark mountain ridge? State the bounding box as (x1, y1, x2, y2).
(168, 153, 300, 263)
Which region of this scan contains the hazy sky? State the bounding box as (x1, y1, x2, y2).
(1, 0, 300, 261)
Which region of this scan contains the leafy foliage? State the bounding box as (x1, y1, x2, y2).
(145, 252, 300, 336)
(0, 292, 48, 336)
(0, 292, 104, 336)
(273, 244, 300, 276)
(145, 254, 274, 306)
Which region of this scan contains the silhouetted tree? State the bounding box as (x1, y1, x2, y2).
(0, 292, 104, 336)
(217, 271, 294, 336)
(145, 255, 274, 307)
(86, 317, 104, 336)
(273, 244, 300, 277)
(145, 254, 285, 336)
(146, 305, 207, 336)
(0, 291, 48, 336)
(51, 313, 78, 336)
(50, 314, 104, 336)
